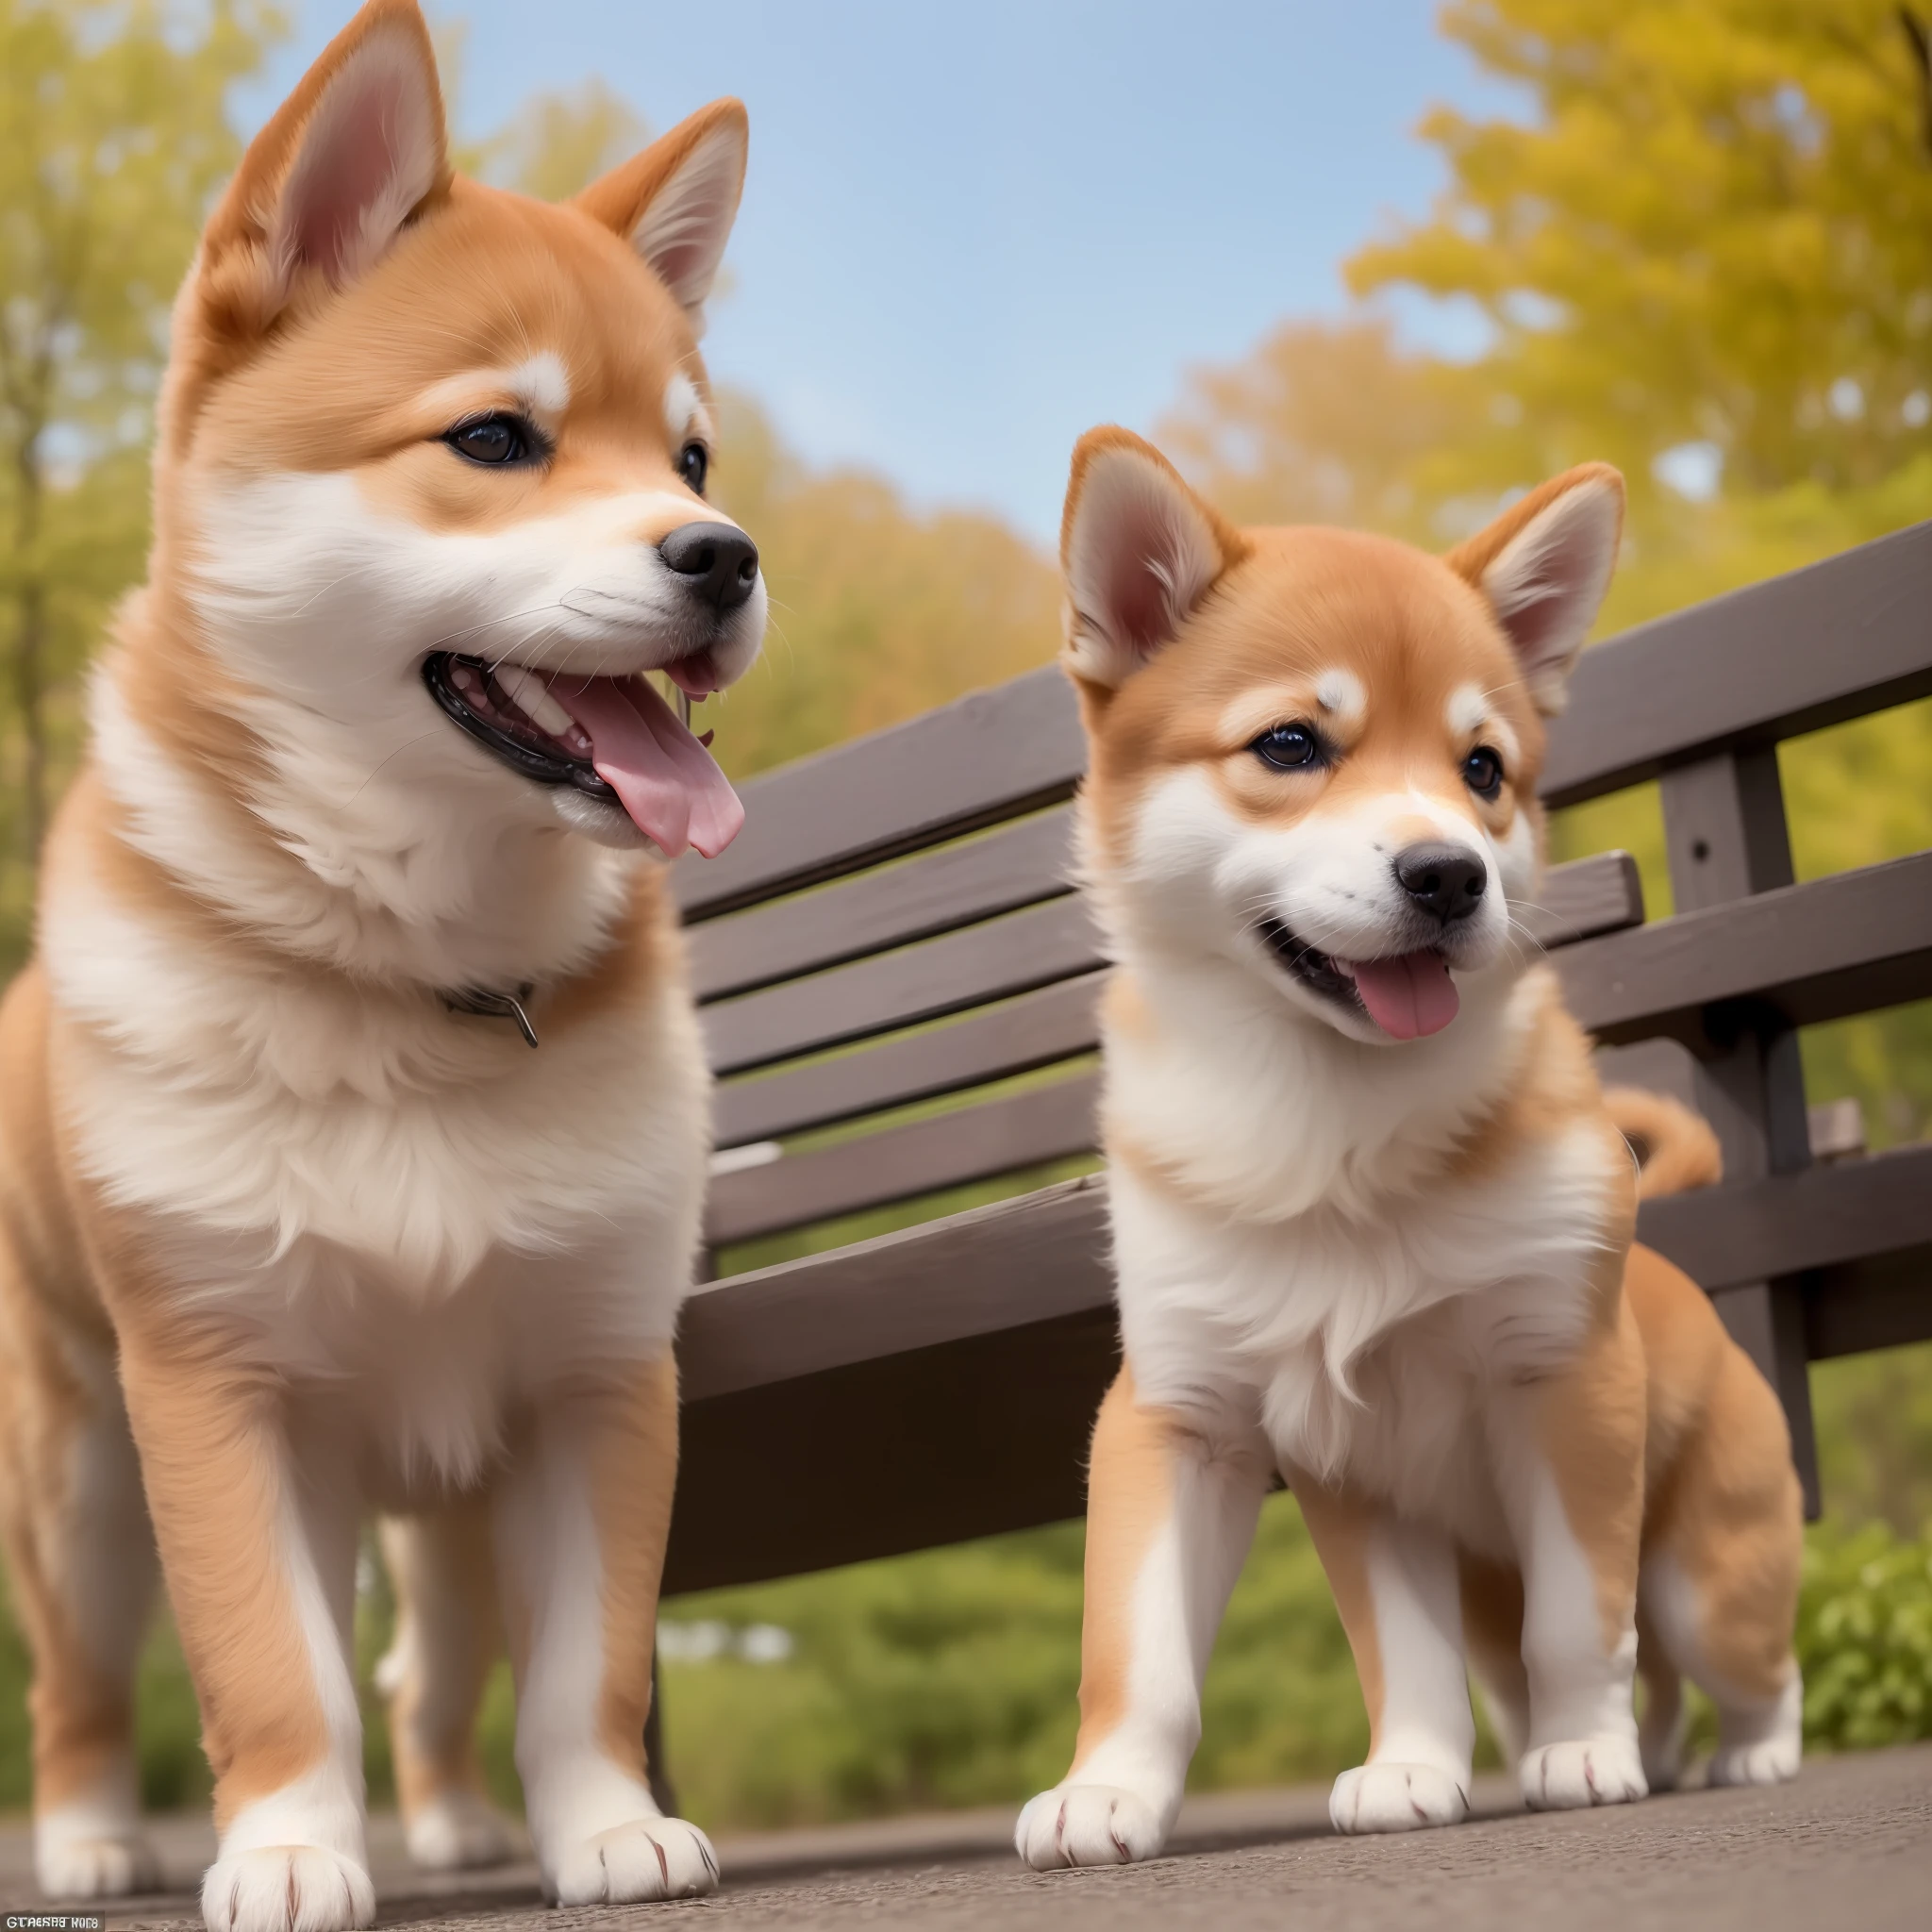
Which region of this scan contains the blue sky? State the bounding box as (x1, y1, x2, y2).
(250, 3, 1513, 542)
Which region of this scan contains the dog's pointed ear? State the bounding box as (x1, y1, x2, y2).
(1446, 465, 1624, 716)
(1059, 427, 1247, 691)
(575, 100, 748, 319)
(196, 0, 448, 332)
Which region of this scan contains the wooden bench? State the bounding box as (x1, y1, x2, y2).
(659, 519, 1932, 1596)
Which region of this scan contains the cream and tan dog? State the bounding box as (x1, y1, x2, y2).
(1017, 429, 1803, 1868)
(0, 3, 765, 1922)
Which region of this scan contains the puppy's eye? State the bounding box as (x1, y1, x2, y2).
(1252, 723, 1323, 771)
(678, 441, 709, 495)
(446, 414, 536, 466)
(1463, 746, 1505, 799)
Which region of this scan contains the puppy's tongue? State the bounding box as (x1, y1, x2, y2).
(547, 675, 744, 859)
(1343, 951, 1459, 1041)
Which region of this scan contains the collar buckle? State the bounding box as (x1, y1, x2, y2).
(441, 982, 539, 1049)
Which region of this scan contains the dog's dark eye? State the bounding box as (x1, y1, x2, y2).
(1463, 746, 1506, 799)
(678, 441, 709, 495)
(1252, 723, 1322, 771)
(446, 414, 535, 467)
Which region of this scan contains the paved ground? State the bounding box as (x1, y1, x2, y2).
(2, 1745, 1925, 1931)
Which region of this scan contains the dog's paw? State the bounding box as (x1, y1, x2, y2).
(1707, 1731, 1800, 1788)
(35, 1826, 163, 1899)
(1329, 1762, 1469, 1834)
(1707, 1676, 1801, 1789)
(549, 1816, 718, 1906)
(404, 1790, 515, 1871)
(202, 1845, 375, 1932)
(1521, 1735, 1648, 1811)
(1015, 1785, 1166, 1869)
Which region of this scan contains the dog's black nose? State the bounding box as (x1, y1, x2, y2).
(1393, 843, 1488, 923)
(659, 522, 759, 612)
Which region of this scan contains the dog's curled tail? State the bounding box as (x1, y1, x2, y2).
(1604, 1087, 1724, 1199)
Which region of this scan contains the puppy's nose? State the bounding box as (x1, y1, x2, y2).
(1393, 843, 1488, 923)
(658, 522, 759, 612)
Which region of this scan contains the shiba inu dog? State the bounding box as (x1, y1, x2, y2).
(1017, 429, 1803, 1869)
(0, 3, 764, 1922)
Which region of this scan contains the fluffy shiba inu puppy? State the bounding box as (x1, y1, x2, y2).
(0, 3, 764, 1922)
(1017, 429, 1803, 1869)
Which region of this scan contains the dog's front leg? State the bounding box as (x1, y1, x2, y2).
(117, 1339, 372, 1932)
(493, 1354, 717, 1905)
(1487, 1288, 1648, 1812)
(1291, 1475, 1474, 1832)
(1016, 1366, 1269, 1869)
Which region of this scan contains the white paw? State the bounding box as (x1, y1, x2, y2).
(1707, 1731, 1800, 1788)
(1015, 1785, 1167, 1869)
(36, 1828, 163, 1898)
(202, 1845, 375, 1932)
(405, 1790, 515, 1870)
(549, 1816, 718, 1906)
(1521, 1735, 1648, 1810)
(1329, 1762, 1470, 1834)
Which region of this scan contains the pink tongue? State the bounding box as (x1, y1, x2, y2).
(1345, 951, 1460, 1041)
(547, 675, 744, 859)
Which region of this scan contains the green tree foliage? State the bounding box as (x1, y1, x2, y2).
(0, 0, 284, 968)
(705, 392, 1058, 781)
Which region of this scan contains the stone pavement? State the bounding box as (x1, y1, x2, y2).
(2, 1744, 1924, 1931)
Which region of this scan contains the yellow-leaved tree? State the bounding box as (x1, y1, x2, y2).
(1349, 0, 1932, 499)
(1168, 0, 1932, 1169)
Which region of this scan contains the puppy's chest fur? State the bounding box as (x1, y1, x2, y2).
(1104, 968, 1624, 1554)
(42, 855, 709, 1495)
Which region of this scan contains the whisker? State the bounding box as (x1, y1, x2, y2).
(342, 729, 445, 808)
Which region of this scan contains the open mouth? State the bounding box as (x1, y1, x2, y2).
(1256, 919, 1459, 1041)
(423, 652, 743, 858)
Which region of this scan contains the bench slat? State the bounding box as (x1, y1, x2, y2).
(1805, 1242, 1932, 1360)
(682, 1174, 1111, 1402)
(1638, 1141, 1932, 1293)
(1544, 519, 1932, 808)
(703, 894, 1103, 1076)
(1520, 851, 1643, 949)
(677, 665, 1085, 920)
(690, 806, 1075, 1004)
(704, 849, 1642, 1083)
(1558, 850, 1932, 1046)
(707, 1072, 1099, 1246)
(714, 974, 1106, 1148)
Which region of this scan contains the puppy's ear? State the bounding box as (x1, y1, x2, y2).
(195, 0, 448, 335)
(1060, 427, 1246, 691)
(1446, 464, 1624, 716)
(575, 100, 748, 320)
